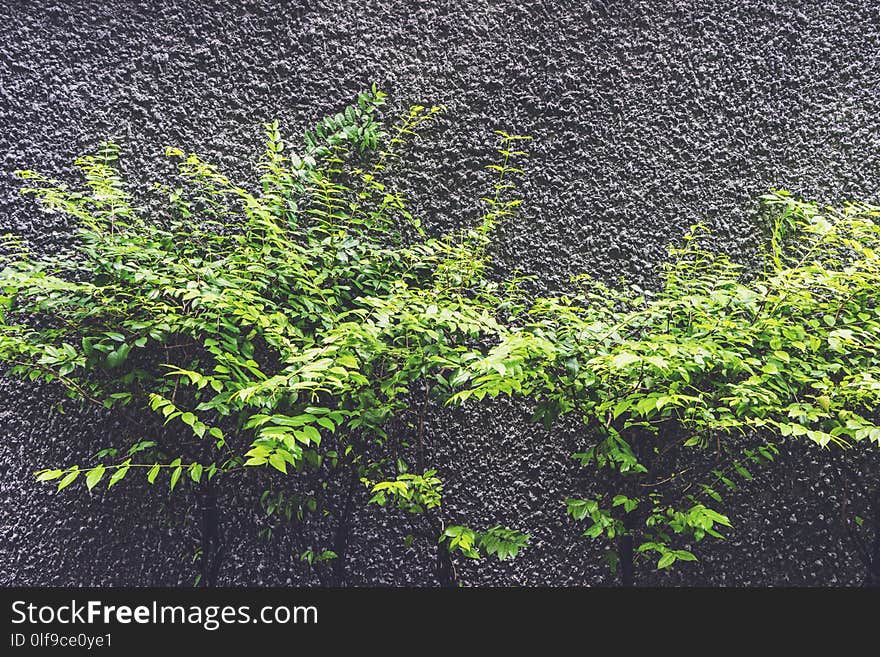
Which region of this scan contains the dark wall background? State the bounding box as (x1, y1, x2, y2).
(2, 0, 879, 586)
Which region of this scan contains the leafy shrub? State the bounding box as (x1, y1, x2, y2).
(452, 191, 880, 584)
(5, 85, 878, 586)
(0, 87, 529, 585)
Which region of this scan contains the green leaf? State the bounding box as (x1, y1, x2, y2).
(57, 468, 79, 491)
(108, 460, 130, 488)
(673, 549, 697, 562)
(105, 343, 132, 368)
(147, 464, 160, 484)
(293, 430, 313, 445)
(733, 463, 753, 481)
(300, 425, 321, 444)
(583, 524, 604, 539)
(657, 553, 676, 569)
(170, 465, 183, 491)
(612, 353, 640, 369)
(772, 350, 790, 363)
(316, 417, 335, 432)
(337, 354, 357, 369)
(612, 399, 631, 420)
(269, 453, 288, 473)
(703, 509, 732, 527)
(85, 465, 106, 490)
(36, 469, 64, 482)
(189, 463, 203, 483)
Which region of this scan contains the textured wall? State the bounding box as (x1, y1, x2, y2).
(2, 0, 879, 586)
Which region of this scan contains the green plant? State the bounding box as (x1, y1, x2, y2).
(10, 88, 875, 587)
(364, 466, 530, 578)
(451, 191, 880, 585)
(0, 86, 529, 586)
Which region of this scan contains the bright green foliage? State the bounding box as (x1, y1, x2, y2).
(452, 191, 880, 581)
(473, 525, 531, 561)
(437, 524, 530, 561)
(0, 87, 530, 574)
(8, 85, 877, 585)
(299, 549, 338, 566)
(367, 470, 444, 514)
(365, 471, 530, 562)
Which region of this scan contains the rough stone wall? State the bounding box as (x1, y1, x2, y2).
(1, 0, 879, 586)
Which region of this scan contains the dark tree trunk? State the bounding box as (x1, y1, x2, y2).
(428, 514, 455, 587)
(618, 533, 634, 587)
(198, 480, 223, 587)
(436, 539, 455, 587)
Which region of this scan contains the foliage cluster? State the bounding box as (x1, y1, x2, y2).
(452, 191, 880, 582)
(0, 87, 529, 585)
(3, 88, 879, 585)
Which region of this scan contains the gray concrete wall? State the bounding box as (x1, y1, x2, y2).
(1, 0, 879, 586)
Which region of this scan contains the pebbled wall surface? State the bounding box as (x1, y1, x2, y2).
(2, 0, 880, 586)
